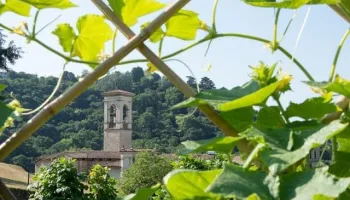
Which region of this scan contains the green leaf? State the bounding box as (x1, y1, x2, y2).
(246, 193, 261, 200)
(285, 97, 341, 120)
(74, 15, 113, 64)
(52, 23, 76, 53)
(20, 0, 76, 9)
(280, 167, 350, 200)
(165, 10, 202, 41)
(172, 80, 260, 110)
(337, 0, 350, 21)
(0, 84, 6, 92)
(260, 120, 347, 174)
(305, 75, 350, 98)
(286, 120, 320, 131)
(164, 169, 221, 199)
(221, 107, 254, 132)
(0, 102, 14, 128)
(242, 126, 293, 150)
(243, 0, 339, 9)
(108, 0, 165, 27)
(141, 22, 164, 43)
(218, 80, 287, 111)
(181, 137, 243, 155)
(124, 184, 160, 200)
(206, 164, 279, 199)
(335, 126, 350, 153)
(329, 152, 350, 177)
(0, 0, 31, 16)
(257, 106, 285, 128)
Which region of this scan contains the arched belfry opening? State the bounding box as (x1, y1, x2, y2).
(109, 104, 117, 128)
(123, 105, 128, 123)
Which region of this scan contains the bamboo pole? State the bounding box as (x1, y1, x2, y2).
(0, 0, 189, 161)
(0, 179, 16, 200)
(91, 0, 254, 155)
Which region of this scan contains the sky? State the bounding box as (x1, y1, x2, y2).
(1, 0, 350, 106)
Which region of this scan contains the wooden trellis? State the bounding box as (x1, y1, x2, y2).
(0, 0, 349, 199)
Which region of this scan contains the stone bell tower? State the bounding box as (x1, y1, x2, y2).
(103, 90, 134, 151)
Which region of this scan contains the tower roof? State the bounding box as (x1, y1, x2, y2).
(103, 89, 135, 97)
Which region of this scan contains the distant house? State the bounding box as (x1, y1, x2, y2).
(35, 90, 136, 179)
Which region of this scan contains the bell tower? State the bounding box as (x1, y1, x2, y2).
(103, 90, 134, 151)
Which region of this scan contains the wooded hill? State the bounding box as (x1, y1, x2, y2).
(0, 67, 221, 172)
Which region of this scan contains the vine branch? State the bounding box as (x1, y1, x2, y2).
(329, 28, 350, 82)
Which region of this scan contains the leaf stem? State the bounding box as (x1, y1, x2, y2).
(274, 96, 290, 124)
(316, 145, 327, 167)
(22, 62, 68, 116)
(211, 0, 219, 33)
(32, 10, 40, 36)
(158, 35, 165, 57)
(273, 8, 281, 50)
(36, 14, 62, 36)
(332, 138, 337, 163)
(329, 28, 350, 82)
(243, 143, 264, 169)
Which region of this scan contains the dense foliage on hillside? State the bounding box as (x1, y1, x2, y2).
(0, 68, 221, 172)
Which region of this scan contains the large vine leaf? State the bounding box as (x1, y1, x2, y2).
(53, 15, 113, 65)
(257, 106, 285, 128)
(164, 169, 221, 199)
(285, 97, 341, 120)
(335, 126, 350, 153)
(260, 120, 347, 174)
(20, 0, 76, 9)
(218, 79, 289, 112)
(243, 0, 338, 9)
(181, 136, 243, 155)
(242, 126, 293, 151)
(329, 152, 350, 177)
(108, 0, 165, 27)
(52, 23, 76, 53)
(124, 184, 160, 200)
(172, 80, 261, 110)
(74, 15, 113, 63)
(172, 79, 288, 112)
(221, 107, 255, 132)
(165, 10, 202, 41)
(206, 164, 279, 199)
(305, 75, 350, 98)
(280, 167, 350, 200)
(0, 0, 31, 16)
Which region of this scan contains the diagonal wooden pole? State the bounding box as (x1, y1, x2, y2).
(91, 0, 254, 155)
(0, 0, 189, 161)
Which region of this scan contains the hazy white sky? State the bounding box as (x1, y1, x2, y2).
(1, 0, 349, 105)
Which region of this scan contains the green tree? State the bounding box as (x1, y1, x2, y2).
(199, 77, 216, 90)
(87, 164, 119, 200)
(0, 30, 21, 71)
(28, 158, 87, 200)
(117, 152, 173, 195)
